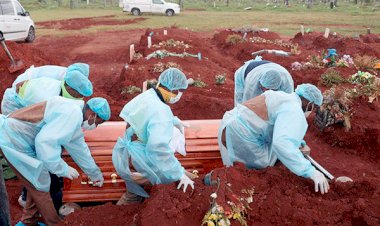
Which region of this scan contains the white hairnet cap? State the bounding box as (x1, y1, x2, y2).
(87, 97, 111, 120)
(64, 70, 93, 97)
(295, 83, 323, 106)
(67, 63, 90, 78)
(259, 70, 282, 90)
(158, 68, 188, 91)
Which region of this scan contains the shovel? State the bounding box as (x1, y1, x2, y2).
(0, 34, 24, 73)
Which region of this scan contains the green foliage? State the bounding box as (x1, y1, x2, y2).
(215, 74, 226, 85)
(353, 55, 378, 71)
(193, 78, 207, 88)
(319, 69, 346, 87)
(226, 34, 243, 45)
(121, 85, 141, 95)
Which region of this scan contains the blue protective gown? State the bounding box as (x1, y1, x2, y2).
(0, 97, 102, 192)
(234, 62, 294, 106)
(1, 66, 66, 115)
(219, 90, 315, 178)
(112, 89, 185, 197)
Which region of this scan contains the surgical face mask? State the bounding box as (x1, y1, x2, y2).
(304, 102, 315, 118)
(168, 92, 183, 104)
(82, 114, 97, 130)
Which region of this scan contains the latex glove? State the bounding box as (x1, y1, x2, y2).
(175, 119, 190, 134)
(90, 174, 104, 187)
(66, 166, 79, 180)
(300, 144, 311, 156)
(177, 173, 194, 193)
(310, 170, 329, 194)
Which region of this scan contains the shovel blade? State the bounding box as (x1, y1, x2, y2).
(8, 59, 24, 73)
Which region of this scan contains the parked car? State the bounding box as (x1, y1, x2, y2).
(0, 0, 35, 42)
(121, 0, 180, 16)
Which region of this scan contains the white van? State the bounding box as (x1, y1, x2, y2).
(121, 0, 180, 16)
(0, 0, 35, 42)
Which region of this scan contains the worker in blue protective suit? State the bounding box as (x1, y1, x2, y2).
(219, 83, 330, 194)
(234, 57, 294, 106)
(1, 63, 90, 115)
(0, 96, 111, 226)
(113, 68, 194, 205)
(0, 163, 11, 226)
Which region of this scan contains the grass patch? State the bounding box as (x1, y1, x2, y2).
(24, 2, 380, 37)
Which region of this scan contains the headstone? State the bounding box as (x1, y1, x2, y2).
(164, 30, 168, 35)
(142, 81, 148, 92)
(242, 32, 247, 40)
(301, 25, 305, 36)
(367, 28, 371, 34)
(324, 28, 330, 38)
(129, 44, 135, 63)
(147, 36, 152, 48)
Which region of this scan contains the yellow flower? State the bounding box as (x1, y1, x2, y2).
(209, 214, 218, 221)
(207, 221, 215, 226)
(233, 213, 241, 219)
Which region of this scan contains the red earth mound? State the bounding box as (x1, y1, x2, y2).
(292, 32, 380, 58)
(49, 163, 380, 225)
(311, 97, 380, 159)
(360, 34, 380, 44)
(36, 16, 147, 30)
(2, 25, 380, 225)
(0, 41, 57, 104)
(117, 27, 240, 120)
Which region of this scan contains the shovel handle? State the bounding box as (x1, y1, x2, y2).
(305, 155, 335, 180)
(1, 40, 17, 65)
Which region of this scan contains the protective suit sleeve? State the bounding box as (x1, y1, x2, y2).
(35, 103, 82, 177)
(63, 130, 102, 180)
(234, 65, 245, 106)
(271, 110, 315, 178)
(146, 119, 185, 182)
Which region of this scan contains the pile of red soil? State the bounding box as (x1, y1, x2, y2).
(311, 97, 380, 159)
(292, 32, 380, 58)
(116, 28, 240, 120)
(2, 23, 380, 225)
(211, 30, 285, 62)
(53, 162, 379, 225)
(360, 34, 380, 44)
(36, 16, 147, 30)
(0, 41, 56, 104)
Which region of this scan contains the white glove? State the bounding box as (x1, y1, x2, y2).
(174, 119, 190, 134)
(90, 174, 104, 187)
(66, 166, 79, 180)
(310, 170, 329, 194)
(177, 173, 194, 193)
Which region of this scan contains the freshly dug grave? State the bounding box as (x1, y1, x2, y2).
(116, 27, 239, 120)
(53, 161, 379, 226)
(2, 22, 379, 225)
(36, 15, 147, 30)
(311, 97, 380, 159)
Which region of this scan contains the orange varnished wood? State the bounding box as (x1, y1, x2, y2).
(62, 120, 223, 203)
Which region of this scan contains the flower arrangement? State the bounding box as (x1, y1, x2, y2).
(153, 39, 191, 49)
(319, 87, 352, 130)
(350, 71, 376, 85)
(337, 55, 354, 67)
(319, 69, 346, 87)
(202, 178, 254, 226)
(248, 37, 298, 50)
(215, 74, 226, 85)
(152, 62, 182, 73)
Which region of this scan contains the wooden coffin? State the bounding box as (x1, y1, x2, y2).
(62, 120, 223, 202)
